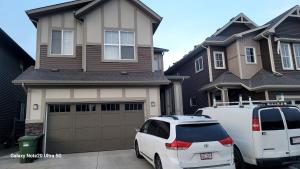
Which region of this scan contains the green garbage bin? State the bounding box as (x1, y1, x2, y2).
(18, 135, 40, 163)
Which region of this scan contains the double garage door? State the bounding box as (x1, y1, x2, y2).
(46, 102, 144, 154)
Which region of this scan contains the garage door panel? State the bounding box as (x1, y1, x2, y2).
(47, 142, 74, 154)
(73, 141, 99, 152)
(47, 129, 72, 142)
(75, 127, 98, 141)
(101, 139, 122, 151)
(101, 126, 121, 139)
(124, 112, 144, 125)
(47, 102, 145, 153)
(75, 114, 98, 128)
(101, 113, 121, 126)
(48, 115, 73, 129)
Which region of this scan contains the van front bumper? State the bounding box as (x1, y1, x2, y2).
(256, 156, 300, 167)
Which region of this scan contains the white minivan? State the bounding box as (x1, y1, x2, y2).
(198, 105, 300, 168)
(134, 115, 235, 169)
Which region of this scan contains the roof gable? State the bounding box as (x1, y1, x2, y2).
(212, 13, 258, 37)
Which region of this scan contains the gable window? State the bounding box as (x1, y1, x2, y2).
(195, 56, 203, 73)
(51, 29, 74, 55)
(213, 51, 225, 69)
(104, 30, 135, 61)
(190, 97, 197, 107)
(280, 43, 294, 70)
(245, 47, 256, 64)
(293, 44, 300, 70)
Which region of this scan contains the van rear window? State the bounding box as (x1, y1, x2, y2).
(281, 107, 300, 129)
(260, 109, 285, 131)
(176, 123, 228, 142)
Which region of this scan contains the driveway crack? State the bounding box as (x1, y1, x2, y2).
(96, 151, 100, 169)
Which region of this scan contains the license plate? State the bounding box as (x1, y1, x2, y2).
(200, 153, 213, 160)
(291, 136, 300, 145)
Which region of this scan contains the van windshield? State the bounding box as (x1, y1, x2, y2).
(281, 107, 300, 129)
(176, 123, 228, 142)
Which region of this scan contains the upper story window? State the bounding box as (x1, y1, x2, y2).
(190, 97, 197, 107)
(280, 43, 294, 70)
(293, 44, 300, 70)
(245, 47, 256, 64)
(213, 51, 225, 69)
(104, 30, 135, 61)
(51, 29, 74, 55)
(195, 56, 203, 73)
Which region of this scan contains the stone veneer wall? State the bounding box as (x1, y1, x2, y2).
(25, 123, 43, 135)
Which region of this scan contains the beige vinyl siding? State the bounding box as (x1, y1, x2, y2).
(239, 35, 263, 79)
(120, 0, 135, 29)
(26, 87, 161, 123)
(137, 10, 152, 46)
(103, 0, 119, 28)
(226, 42, 240, 77)
(85, 7, 102, 44)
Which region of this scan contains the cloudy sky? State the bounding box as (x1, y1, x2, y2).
(0, 0, 299, 70)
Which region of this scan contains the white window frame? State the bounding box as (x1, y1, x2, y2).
(293, 43, 300, 70)
(280, 43, 294, 70)
(195, 56, 204, 73)
(104, 30, 135, 61)
(190, 97, 196, 107)
(50, 29, 74, 56)
(213, 51, 226, 69)
(245, 47, 257, 64)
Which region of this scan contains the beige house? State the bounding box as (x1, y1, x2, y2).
(14, 0, 184, 154)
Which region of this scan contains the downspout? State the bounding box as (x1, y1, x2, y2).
(262, 34, 282, 76)
(202, 45, 213, 82)
(22, 83, 27, 93)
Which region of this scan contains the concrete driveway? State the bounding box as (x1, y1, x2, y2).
(0, 149, 153, 169)
(0, 149, 299, 169)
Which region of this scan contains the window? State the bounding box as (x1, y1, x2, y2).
(176, 123, 228, 142)
(76, 104, 96, 112)
(156, 121, 170, 139)
(195, 56, 203, 73)
(104, 30, 135, 60)
(190, 97, 197, 107)
(148, 120, 159, 136)
(293, 44, 300, 69)
(260, 108, 285, 131)
(140, 120, 151, 133)
(281, 107, 300, 129)
(213, 51, 225, 69)
(51, 29, 74, 55)
(153, 55, 161, 71)
(245, 47, 256, 64)
(280, 43, 293, 70)
(101, 103, 120, 111)
(49, 104, 71, 113)
(125, 103, 143, 111)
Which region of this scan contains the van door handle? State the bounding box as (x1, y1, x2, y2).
(262, 132, 267, 135)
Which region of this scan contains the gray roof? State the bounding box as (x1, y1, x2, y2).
(14, 66, 170, 86)
(201, 70, 300, 91)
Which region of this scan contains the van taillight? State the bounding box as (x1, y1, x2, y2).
(165, 140, 192, 150)
(252, 117, 260, 131)
(219, 136, 233, 147)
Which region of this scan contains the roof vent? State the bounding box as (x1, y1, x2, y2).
(121, 71, 128, 75)
(50, 68, 59, 72)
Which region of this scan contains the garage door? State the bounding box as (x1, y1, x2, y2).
(46, 102, 144, 154)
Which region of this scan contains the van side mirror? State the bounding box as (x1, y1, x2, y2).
(135, 128, 140, 132)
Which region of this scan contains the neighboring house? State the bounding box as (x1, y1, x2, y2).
(166, 5, 300, 114)
(0, 28, 34, 146)
(14, 0, 184, 154)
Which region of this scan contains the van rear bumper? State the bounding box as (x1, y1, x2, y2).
(256, 156, 300, 167)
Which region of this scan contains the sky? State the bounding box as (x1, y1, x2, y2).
(0, 0, 300, 70)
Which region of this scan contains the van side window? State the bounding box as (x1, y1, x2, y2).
(260, 109, 285, 131)
(148, 120, 159, 136)
(140, 120, 151, 134)
(281, 107, 300, 129)
(156, 121, 170, 139)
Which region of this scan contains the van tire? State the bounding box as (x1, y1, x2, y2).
(234, 146, 247, 169)
(154, 155, 163, 169)
(134, 141, 142, 159)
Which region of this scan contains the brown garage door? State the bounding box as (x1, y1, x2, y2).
(46, 102, 144, 154)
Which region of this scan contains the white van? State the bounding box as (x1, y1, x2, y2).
(198, 104, 300, 168)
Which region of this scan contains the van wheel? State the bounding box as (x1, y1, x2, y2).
(154, 155, 163, 169)
(234, 147, 247, 169)
(135, 141, 142, 159)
